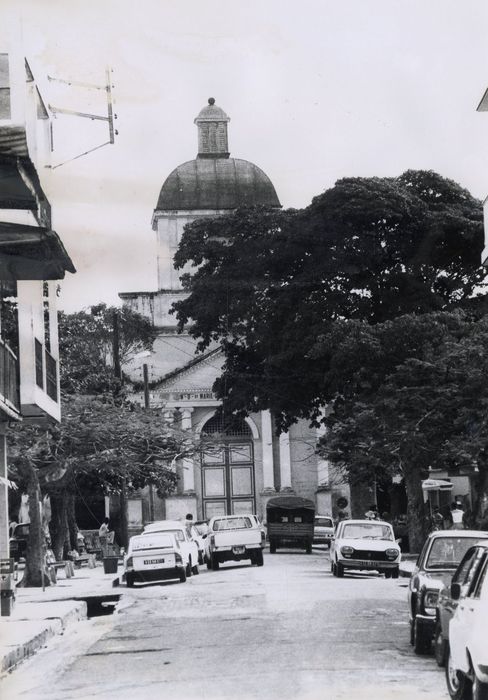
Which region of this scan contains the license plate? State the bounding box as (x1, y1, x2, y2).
(144, 558, 165, 565)
(232, 546, 245, 554)
(356, 560, 380, 567)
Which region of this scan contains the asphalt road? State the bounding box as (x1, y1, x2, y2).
(2, 548, 449, 700)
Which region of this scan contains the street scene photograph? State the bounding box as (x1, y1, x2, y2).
(1, 1, 488, 699)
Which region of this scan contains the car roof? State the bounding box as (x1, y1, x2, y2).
(427, 529, 488, 539)
(339, 519, 392, 526)
(144, 520, 185, 531)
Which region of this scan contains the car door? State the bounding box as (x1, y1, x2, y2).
(450, 552, 488, 674)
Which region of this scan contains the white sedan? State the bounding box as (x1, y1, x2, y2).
(445, 542, 488, 700)
(143, 520, 200, 577)
(124, 532, 186, 586)
(330, 519, 401, 578)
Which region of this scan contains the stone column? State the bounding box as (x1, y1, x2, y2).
(181, 408, 195, 494)
(261, 410, 275, 493)
(279, 432, 294, 492)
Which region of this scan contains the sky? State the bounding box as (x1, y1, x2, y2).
(3, 0, 488, 312)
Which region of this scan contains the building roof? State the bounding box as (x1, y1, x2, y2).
(155, 157, 281, 211)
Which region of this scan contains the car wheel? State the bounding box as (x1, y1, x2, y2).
(198, 552, 204, 565)
(434, 622, 446, 667)
(332, 561, 337, 577)
(255, 550, 264, 567)
(270, 540, 276, 554)
(413, 617, 431, 655)
(473, 676, 488, 700)
(186, 558, 193, 577)
(206, 559, 212, 570)
(336, 562, 344, 578)
(211, 554, 219, 571)
(445, 646, 472, 700)
(126, 573, 134, 588)
(384, 571, 392, 579)
(305, 543, 312, 554)
(192, 563, 199, 575)
(179, 568, 187, 583)
(391, 567, 399, 579)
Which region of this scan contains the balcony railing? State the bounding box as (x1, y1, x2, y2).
(0, 337, 20, 414)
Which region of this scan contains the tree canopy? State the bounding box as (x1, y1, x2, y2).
(316, 310, 488, 549)
(59, 303, 156, 394)
(173, 170, 485, 431)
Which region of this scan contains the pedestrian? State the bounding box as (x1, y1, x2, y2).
(364, 505, 379, 520)
(430, 506, 444, 531)
(99, 517, 111, 556)
(450, 502, 465, 530)
(184, 513, 194, 537)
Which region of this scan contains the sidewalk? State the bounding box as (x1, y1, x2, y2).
(0, 561, 122, 675)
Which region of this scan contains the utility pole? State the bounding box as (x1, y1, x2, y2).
(112, 310, 121, 381)
(143, 363, 155, 521)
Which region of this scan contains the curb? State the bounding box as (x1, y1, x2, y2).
(0, 600, 87, 674)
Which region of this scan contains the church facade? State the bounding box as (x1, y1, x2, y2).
(119, 99, 349, 529)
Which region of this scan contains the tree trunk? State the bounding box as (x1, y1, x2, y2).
(119, 484, 128, 550)
(403, 466, 429, 554)
(19, 463, 50, 588)
(474, 468, 488, 525)
(49, 492, 69, 561)
(66, 493, 78, 551)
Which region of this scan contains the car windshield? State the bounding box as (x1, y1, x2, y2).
(426, 537, 482, 570)
(213, 517, 252, 531)
(316, 518, 333, 528)
(341, 523, 393, 541)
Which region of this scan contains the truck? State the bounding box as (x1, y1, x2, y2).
(205, 514, 265, 570)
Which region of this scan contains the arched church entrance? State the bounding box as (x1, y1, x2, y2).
(200, 415, 255, 519)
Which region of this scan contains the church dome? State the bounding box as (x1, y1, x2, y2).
(155, 158, 281, 211)
(154, 98, 281, 212)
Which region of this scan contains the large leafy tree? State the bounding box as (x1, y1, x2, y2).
(315, 311, 488, 551)
(8, 304, 187, 586)
(173, 170, 484, 431)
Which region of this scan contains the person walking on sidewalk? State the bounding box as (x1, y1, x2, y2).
(99, 517, 113, 556)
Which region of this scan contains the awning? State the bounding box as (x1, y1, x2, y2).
(422, 479, 453, 492)
(0, 222, 76, 279)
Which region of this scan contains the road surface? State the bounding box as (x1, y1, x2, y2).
(1, 548, 449, 700)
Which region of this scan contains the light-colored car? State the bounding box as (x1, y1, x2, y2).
(124, 532, 186, 587)
(205, 514, 264, 569)
(313, 515, 334, 548)
(445, 541, 488, 700)
(407, 530, 488, 656)
(330, 519, 401, 579)
(188, 524, 206, 565)
(143, 520, 199, 577)
(435, 538, 488, 667)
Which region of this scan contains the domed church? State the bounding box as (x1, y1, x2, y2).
(119, 99, 348, 529)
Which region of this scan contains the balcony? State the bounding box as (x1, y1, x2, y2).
(0, 337, 20, 419)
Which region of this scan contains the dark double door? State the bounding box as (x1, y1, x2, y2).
(201, 441, 255, 519)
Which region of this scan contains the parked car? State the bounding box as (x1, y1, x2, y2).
(143, 520, 199, 576)
(435, 539, 488, 668)
(124, 532, 186, 586)
(445, 542, 488, 699)
(330, 519, 401, 579)
(249, 514, 267, 547)
(313, 515, 334, 548)
(9, 523, 29, 561)
(407, 530, 488, 655)
(188, 524, 206, 565)
(205, 514, 264, 569)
